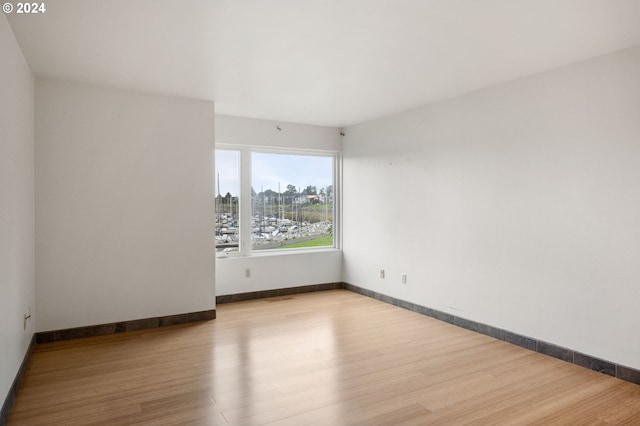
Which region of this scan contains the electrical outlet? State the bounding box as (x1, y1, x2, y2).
(401, 273, 407, 284)
(244, 268, 251, 278)
(379, 269, 385, 279)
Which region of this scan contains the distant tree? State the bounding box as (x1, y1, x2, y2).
(304, 185, 317, 196)
(326, 185, 333, 203)
(284, 184, 297, 197)
(264, 189, 278, 198)
(263, 189, 278, 204)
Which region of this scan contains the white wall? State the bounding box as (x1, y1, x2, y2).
(343, 46, 640, 370)
(215, 115, 342, 151)
(215, 115, 342, 295)
(35, 80, 215, 331)
(216, 250, 342, 295)
(0, 14, 35, 406)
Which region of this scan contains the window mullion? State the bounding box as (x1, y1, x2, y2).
(239, 148, 253, 254)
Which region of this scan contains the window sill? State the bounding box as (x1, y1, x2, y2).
(216, 247, 341, 259)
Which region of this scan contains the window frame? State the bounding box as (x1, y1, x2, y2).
(216, 144, 341, 257)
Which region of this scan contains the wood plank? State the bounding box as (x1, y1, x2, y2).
(7, 290, 640, 425)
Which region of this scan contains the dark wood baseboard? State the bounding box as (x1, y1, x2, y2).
(216, 282, 343, 304)
(9, 280, 637, 424)
(343, 282, 640, 386)
(1, 334, 35, 425)
(35, 309, 216, 344)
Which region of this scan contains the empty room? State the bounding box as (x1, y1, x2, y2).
(2, 0, 640, 424)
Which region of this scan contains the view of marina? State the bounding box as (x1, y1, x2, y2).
(216, 187, 333, 252)
(215, 150, 335, 253)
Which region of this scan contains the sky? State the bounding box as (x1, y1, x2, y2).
(215, 150, 333, 196)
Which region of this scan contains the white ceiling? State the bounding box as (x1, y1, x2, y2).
(8, 0, 640, 127)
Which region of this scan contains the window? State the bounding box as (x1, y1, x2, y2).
(215, 149, 240, 253)
(215, 146, 339, 256)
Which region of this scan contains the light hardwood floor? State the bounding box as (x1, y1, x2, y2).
(8, 290, 640, 425)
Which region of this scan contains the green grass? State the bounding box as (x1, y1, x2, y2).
(278, 235, 333, 249)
